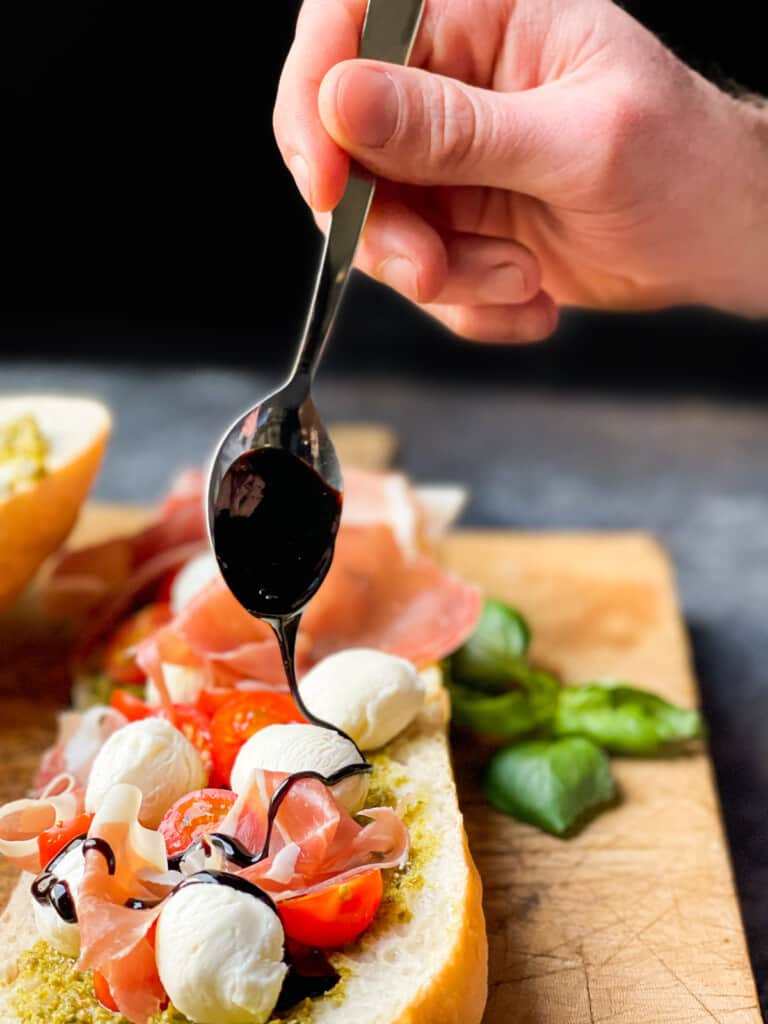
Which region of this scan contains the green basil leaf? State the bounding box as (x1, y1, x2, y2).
(71, 673, 145, 710)
(448, 669, 559, 738)
(450, 598, 531, 691)
(484, 737, 616, 836)
(554, 684, 703, 755)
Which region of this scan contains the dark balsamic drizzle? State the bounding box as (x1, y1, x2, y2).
(212, 447, 367, 759)
(207, 763, 372, 870)
(124, 869, 279, 915)
(82, 836, 117, 875)
(31, 833, 89, 925)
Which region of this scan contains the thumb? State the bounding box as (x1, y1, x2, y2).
(318, 60, 571, 196)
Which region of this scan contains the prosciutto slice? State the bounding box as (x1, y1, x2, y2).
(43, 470, 207, 633)
(35, 706, 127, 792)
(77, 784, 175, 1024)
(138, 518, 480, 694)
(0, 775, 84, 872)
(214, 770, 409, 900)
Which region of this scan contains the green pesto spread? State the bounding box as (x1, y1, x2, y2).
(9, 942, 188, 1024)
(0, 414, 48, 497)
(8, 755, 434, 1024)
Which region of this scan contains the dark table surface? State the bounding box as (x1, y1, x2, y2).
(3, 317, 768, 1012)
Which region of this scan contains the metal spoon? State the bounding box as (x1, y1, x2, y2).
(207, 0, 425, 680)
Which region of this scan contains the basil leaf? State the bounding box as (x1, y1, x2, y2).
(71, 672, 145, 710)
(484, 737, 616, 836)
(554, 684, 703, 755)
(450, 598, 531, 691)
(448, 669, 559, 738)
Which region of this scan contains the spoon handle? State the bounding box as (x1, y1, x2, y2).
(290, 0, 425, 384)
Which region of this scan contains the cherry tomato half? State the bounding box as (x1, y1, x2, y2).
(38, 812, 94, 868)
(278, 870, 383, 948)
(156, 704, 218, 786)
(103, 603, 173, 684)
(111, 689, 154, 722)
(196, 685, 240, 718)
(210, 691, 305, 787)
(158, 788, 237, 858)
(94, 972, 119, 1012)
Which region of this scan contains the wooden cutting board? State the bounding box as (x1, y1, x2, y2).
(0, 428, 760, 1023)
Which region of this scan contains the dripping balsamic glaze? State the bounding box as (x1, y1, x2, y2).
(213, 446, 369, 759)
(213, 447, 342, 620)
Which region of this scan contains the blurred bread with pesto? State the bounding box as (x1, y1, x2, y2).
(0, 395, 110, 611)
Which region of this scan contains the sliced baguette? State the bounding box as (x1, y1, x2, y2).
(0, 666, 488, 1024)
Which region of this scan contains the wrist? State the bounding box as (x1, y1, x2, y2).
(691, 88, 768, 317)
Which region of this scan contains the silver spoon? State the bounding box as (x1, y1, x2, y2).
(207, 0, 425, 694)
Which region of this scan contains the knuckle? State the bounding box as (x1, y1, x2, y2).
(421, 78, 478, 170)
(588, 78, 655, 185)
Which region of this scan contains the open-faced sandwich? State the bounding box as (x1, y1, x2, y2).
(0, 468, 488, 1024)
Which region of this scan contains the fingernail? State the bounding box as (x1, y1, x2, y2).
(336, 67, 399, 148)
(288, 154, 313, 207)
(378, 256, 419, 298)
(478, 264, 526, 304)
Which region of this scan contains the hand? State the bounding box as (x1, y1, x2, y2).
(274, 0, 768, 342)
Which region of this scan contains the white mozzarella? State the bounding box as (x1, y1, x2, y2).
(298, 649, 425, 750)
(156, 882, 287, 1024)
(31, 843, 85, 957)
(230, 723, 368, 812)
(145, 663, 206, 707)
(170, 552, 220, 613)
(85, 718, 207, 828)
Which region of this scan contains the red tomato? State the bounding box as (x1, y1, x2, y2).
(196, 685, 240, 717)
(38, 812, 94, 868)
(103, 603, 173, 683)
(158, 788, 237, 857)
(210, 691, 305, 786)
(278, 870, 383, 948)
(156, 704, 218, 785)
(111, 689, 154, 721)
(94, 972, 119, 1012)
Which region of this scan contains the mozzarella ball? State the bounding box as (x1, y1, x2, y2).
(156, 881, 287, 1024)
(231, 723, 368, 812)
(31, 842, 84, 957)
(85, 718, 206, 828)
(171, 552, 220, 613)
(146, 663, 206, 707)
(298, 649, 426, 750)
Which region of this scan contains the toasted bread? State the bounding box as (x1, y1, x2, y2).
(0, 666, 487, 1024)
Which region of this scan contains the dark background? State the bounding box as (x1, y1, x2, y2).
(1, 0, 767, 384)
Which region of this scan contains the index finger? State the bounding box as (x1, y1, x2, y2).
(273, 0, 368, 211)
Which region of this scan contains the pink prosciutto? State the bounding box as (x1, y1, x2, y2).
(213, 770, 408, 900)
(138, 520, 480, 692)
(77, 787, 176, 1023)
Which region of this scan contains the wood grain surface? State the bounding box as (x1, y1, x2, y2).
(0, 434, 760, 1022)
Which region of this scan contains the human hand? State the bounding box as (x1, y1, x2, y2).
(274, 0, 768, 342)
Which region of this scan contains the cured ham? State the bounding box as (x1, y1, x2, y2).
(213, 770, 409, 900)
(138, 519, 480, 692)
(77, 784, 175, 1023)
(35, 706, 127, 792)
(43, 470, 207, 632)
(0, 775, 84, 873)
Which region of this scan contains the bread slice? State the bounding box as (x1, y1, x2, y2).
(0, 667, 488, 1024)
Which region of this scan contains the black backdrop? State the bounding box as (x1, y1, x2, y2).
(1, 1, 766, 380)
